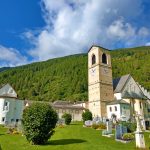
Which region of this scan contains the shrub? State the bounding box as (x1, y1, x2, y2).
(98, 123, 106, 129)
(92, 123, 106, 130)
(82, 109, 92, 122)
(22, 103, 58, 145)
(62, 113, 72, 125)
(92, 124, 99, 129)
(122, 133, 134, 140)
(7, 128, 20, 135)
(119, 121, 136, 133)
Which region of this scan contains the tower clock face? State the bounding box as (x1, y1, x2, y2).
(90, 68, 96, 76)
(104, 68, 109, 74)
(102, 67, 109, 75)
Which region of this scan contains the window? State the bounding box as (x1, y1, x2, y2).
(3, 101, 9, 111)
(109, 107, 112, 112)
(102, 53, 107, 64)
(92, 54, 96, 65)
(2, 117, 5, 122)
(140, 102, 142, 109)
(4, 102, 8, 106)
(115, 106, 117, 111)
(16, 119, 19, 122)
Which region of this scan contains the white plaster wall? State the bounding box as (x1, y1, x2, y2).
(0, 98, 24, 125)
(114, 93, 122, 100)
(107, 104, 120, 119)
(0, 98, 6, 124)
(56, 108, 83, 121)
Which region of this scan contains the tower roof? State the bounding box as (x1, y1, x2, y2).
(88, 45, 111, 52)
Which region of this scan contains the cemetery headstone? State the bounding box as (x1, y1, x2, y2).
(106, 121, 112, 134)
(57, 118, 65, 125)
(135, 114, 145, 149)
(115, 124, 127, 140)
(85, 120, 93, 127)
(102, 117, 106, 124)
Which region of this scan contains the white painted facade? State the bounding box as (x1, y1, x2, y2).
(114, 93, 122, 100)
(107, 104, 121, 119)
(107, 75, 150, 129)
(107, 103, 130, 121)
(0, 84, 24, 125)
(115, 76, 149, 119)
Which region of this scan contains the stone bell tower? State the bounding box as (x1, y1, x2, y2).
(88, 45, 114, 117)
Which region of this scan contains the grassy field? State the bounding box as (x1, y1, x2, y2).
(0, 122, 150, 150)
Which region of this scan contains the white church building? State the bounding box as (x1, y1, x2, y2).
(87, 45, 150, 129)
(107, 74, 150, 127)
(0, 84, 24, 125)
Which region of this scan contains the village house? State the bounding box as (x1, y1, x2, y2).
(0, 84, 24, 125)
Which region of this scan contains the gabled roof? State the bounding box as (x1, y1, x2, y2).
(113, 74, 149, 100)
(122, 91, 148, 100)
(53, 101, 74, 105)
(113, 74, 131, 93)
(52, 100, 85, 110)
(25, 100, 84, 110)
(107, 99, 129, 105)
(0, 83, 17, 98)
(88, 45, 110, 52)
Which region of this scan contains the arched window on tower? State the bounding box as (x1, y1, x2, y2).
(92, 54, 96, 65)
(102, 53, 107, 64)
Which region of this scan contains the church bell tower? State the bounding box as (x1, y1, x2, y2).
(88, 45, 114, 117)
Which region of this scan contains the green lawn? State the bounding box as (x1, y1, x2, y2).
(0, 122, 150, 150)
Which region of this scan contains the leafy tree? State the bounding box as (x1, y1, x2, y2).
(82, 109, 92, 122)
(22, 103, 58, 145)
(62, 113, 72, 125)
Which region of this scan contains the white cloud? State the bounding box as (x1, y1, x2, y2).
(0, 45, 28, 67)
(24, 0, 148, 61)
(138, 27, 150, 36)
(145, 42, 150, 46)
(107, 19, 136, 40)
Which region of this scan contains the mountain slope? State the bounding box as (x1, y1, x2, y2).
(0, 67, 11, 72)
(0, 46, 150, 101)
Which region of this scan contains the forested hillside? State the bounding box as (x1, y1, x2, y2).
(0, 46, 150, 101)
(0, 67, 10, 72)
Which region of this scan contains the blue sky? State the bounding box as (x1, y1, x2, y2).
(0, 0, 150, 67)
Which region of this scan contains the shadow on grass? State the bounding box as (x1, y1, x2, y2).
(48, 139, 86, 145)
(0, 134, 4, 136)
(70, 123, 79, 125)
